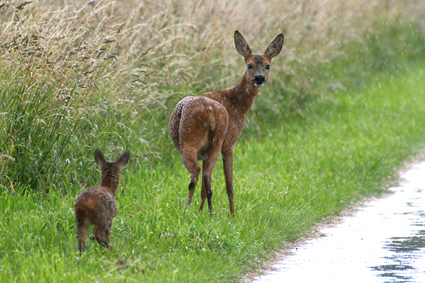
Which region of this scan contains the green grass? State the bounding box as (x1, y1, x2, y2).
(2, 64, 425, 282)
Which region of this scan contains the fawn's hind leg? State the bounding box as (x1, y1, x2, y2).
(105, 220, 113, 249)
(76, 217, 90, 254)
(94, 222, 111, 249)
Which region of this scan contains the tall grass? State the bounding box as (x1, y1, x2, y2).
(1, 0, 425, 191)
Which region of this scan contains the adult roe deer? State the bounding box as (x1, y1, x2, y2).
(169, 30, 284, 215)
(74, 149, 130, 253)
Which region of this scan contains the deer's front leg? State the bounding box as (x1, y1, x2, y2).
(222, 149, 235, 215)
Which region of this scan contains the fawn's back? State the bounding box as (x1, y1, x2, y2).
(74, 186, 118, 226)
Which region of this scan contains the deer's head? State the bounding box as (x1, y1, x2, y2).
(234, 30, 284, 88)
(95, 149, 130, 193)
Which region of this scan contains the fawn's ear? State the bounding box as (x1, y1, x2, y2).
(116, 151, 130, 168)
(234, 30, 252, 58)
(94, 149, 106, 166)
(264, 34, 284, 59)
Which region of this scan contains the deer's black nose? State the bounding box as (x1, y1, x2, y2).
(254, 75, 265, 85)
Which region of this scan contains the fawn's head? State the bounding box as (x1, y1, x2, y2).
(234, 30, 284, 88)
(94, 149, 130, 193)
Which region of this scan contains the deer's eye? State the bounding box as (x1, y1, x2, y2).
(247, 64, 254, 69)
(266, 65, 271, 70)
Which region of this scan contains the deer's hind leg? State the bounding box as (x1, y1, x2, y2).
(105, 220, 113, 249)
(199, 160, 208, 212)
(181, 147, 201, 206)
(199, 144, 222, 215)
(93, 221, 111, 249)
(76, 214, 90, 254)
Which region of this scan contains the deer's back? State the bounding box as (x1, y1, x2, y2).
(74, 186, 117, 224)
(169, 96, 228, 153)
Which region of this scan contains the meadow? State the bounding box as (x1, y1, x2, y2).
(2, 65, 425, 282)
(2, 0, 425, 282)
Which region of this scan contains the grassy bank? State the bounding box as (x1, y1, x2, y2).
(2, 0, 425, 190)
(2, 64, 425, 282)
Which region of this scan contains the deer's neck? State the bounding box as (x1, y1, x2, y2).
(203, 71, 261, 121)
(230, 73, 261, 115)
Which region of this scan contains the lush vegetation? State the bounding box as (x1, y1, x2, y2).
(2, 0, 425, 282)
(2, 65, 425, 282)
(2, 0, 425, 190)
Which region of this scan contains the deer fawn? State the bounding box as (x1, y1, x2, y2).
(74, 149, 130, 253)
(169, 30, 284, 215)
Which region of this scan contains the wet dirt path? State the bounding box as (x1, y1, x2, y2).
(254, 162, 425, 283)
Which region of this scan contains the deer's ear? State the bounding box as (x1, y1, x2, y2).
(265, 34, 284, 59)
(234, 30, 252, 57)
(94, 149, 106, 166)
(116, 151, 130, 168)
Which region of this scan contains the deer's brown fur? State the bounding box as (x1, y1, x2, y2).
(74, 149, 130, 253)
(169, 31, 284, 215)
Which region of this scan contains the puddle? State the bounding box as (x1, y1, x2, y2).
(254, 162, 425, 283)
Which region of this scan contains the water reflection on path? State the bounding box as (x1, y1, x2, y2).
(254, 162, 425, 283)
